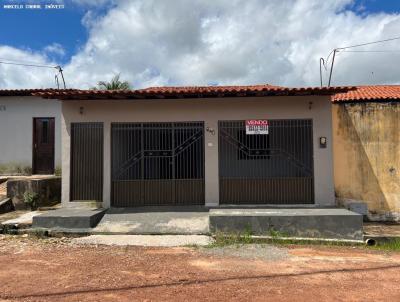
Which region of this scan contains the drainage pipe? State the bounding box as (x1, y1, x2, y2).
(365, 238, 376, 246)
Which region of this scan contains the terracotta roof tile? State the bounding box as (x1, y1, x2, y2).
(137, 84, 282, 94)
(0, 89, 77, 97)
(6, 85, 400, 103)
(333, 85, 400, 102)
(34, 85, 353, 100)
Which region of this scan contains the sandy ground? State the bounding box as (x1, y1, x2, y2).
(0, 235, 399, 302)
(73, 235, 213, 247)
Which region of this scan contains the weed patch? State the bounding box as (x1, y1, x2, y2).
(370, 239, 400, 251)
(208, 231, 363, 248)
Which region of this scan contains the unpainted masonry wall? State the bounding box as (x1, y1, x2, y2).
(333, 102, 400, 221)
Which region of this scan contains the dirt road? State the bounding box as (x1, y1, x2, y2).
(0, 235, 399, 302)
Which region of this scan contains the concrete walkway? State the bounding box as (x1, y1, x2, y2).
(2, 211, 42, 225)
(94, 207, 210, 235)
(72, 235, 213, 247)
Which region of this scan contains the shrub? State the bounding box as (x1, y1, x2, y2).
(23, 191, 39, 210)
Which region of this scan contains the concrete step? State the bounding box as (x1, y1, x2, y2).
(209, 208, 363, 241)
(93, 207, 210, 235)
(32, 208, 107, 229)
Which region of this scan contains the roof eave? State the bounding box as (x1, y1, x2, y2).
(333, 97, 400, 103)
(34, 86, 355, 101)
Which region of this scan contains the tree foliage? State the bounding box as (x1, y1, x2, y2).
(95, 74, 131, 90)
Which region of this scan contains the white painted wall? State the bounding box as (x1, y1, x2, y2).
(0, 96, 61, 172)
(61, 96, 335, 207)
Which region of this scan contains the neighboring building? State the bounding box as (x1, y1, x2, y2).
(332, 86, 400, 222)
(0, 89, 62, 175)
(36, 85, 351, 208)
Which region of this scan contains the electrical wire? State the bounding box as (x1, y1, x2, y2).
(337, 36, 400, 50)
(321, 36, 400, 86)
(325, 49, 336, 66)
(0, 60, 57, 69)
(339, 50, 400, 53)
(323, 37, 400, 68)
(0, 58, 66, 88)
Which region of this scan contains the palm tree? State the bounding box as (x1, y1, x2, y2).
(95, 74, 131, 90)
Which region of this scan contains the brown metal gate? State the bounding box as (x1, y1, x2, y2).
(219, 120, 314, 204)
(70, 123, 103, 201)
(111, 122, 204, 207)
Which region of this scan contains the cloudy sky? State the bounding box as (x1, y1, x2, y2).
(1, 0, 400, 89)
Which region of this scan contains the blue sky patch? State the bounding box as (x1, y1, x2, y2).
(0, 2, 87, 64)
(350, 0, 400, 15)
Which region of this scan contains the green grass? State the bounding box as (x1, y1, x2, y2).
(0, 163, 32, 175)
(208, 232, 360, 248)
(209, 227, 299, 247)
(207, 231, 400, 251)
(207, 232, 252, 248)
(370, 239, 400, 251)
(207, 226, 255, 248)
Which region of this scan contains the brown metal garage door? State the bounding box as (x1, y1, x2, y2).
(70, 123, 104, 201)
(219, 119, 314, 204)
(111, 122, 205, 207)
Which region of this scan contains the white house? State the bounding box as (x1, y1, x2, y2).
(0, 90, 61, 175)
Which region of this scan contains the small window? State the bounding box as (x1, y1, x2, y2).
(237, 130, 270, 160)
(41, 120, 49, 143)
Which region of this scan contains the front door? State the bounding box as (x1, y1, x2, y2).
(33, 118, 55, 174)
(70, 123, 104, 201)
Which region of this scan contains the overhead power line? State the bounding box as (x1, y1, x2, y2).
(0, 59, 66, 88)
(320, 36, 400, 87)
(340, 50, 400, 53)
(336, 36, 400, 50)
(0, 60, 56, 69)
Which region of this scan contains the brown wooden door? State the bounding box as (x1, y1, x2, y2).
(33, 118, 55, 174)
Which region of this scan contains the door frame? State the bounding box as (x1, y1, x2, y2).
(32, 117, 55, 175)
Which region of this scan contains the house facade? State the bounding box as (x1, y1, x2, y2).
(2, 85, 398, 220)
(37, 85, 351, 208)
(0, 90, 62, 175)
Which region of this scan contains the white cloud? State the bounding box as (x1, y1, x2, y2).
(44, 43, 66, 57)
(1, 0, 400, 89)
(0, 46, 58, 89)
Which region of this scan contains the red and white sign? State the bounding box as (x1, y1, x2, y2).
(245, 120, 269, 135)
